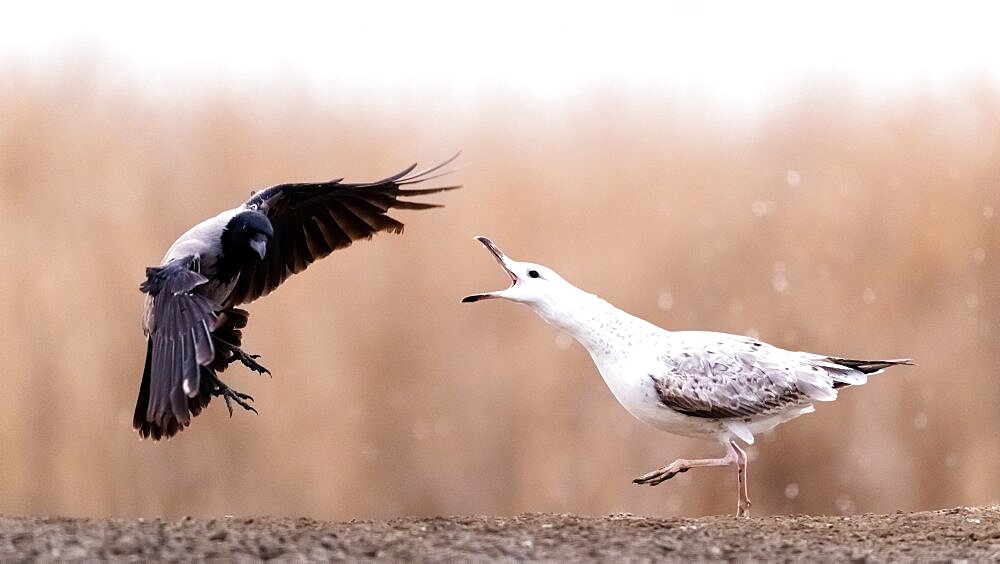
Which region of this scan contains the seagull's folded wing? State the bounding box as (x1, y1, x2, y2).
(652, 339, 837, 421)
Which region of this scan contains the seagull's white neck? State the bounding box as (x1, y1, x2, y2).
(526, 284, 663, 360)
(515, 278, 669, 426)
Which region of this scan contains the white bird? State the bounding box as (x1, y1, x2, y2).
(462, 236, 910, 516)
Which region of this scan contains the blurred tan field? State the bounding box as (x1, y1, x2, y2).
(0, 63, 997, 521)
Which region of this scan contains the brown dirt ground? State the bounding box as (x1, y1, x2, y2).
(2, 507, 999, 561)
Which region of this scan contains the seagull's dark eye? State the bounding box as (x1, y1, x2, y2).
(528, 270, 541, 279)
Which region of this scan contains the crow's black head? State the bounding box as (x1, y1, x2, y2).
(221, 210, 274, 265)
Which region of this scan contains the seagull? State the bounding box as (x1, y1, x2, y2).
(133, 156, 459, 440)
(462, 236, 910, 516)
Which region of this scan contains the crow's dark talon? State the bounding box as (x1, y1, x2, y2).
(217, 339, 272, 376)
(213, 380, 257, 417)
(233, 390, 254, 402)
(241, 355, 270, 376)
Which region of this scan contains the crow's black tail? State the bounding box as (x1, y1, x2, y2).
(133, 307, 253, 440)
(132, 338, 154, 436)
(133, 338, 214, 440)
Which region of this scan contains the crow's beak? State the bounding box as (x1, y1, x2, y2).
(249, 234, 268, 260)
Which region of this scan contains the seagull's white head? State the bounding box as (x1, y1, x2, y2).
(462, 236, 577, 308)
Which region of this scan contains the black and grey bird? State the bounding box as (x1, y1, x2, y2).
(134, 156, 459, 440)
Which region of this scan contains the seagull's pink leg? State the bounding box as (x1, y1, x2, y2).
(731, 440, 752, 517)
(633, 441, 752, 517)
(632, 442, 739, 487)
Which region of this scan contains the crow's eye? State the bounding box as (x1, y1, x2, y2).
(528, 270, 541, 279)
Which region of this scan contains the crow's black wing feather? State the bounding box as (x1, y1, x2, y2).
(226, 155, 460, 306)
(134, 256, 218, 439)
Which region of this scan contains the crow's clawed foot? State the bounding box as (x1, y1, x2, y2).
(737, 498, 752, 518)
(227, 347, 271, 376)
(213, 383, 258, 417)
(633, 465, 690, 486)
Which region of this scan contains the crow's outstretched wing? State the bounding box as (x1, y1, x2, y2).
(134, 255, 217, 439)
(225, 155, 460, 306)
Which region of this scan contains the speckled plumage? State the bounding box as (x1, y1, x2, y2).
(644, 332, 898, 440)
(463, 236, 911, 515)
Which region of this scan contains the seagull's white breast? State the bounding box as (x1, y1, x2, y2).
(590, 337, 729, 441)
(534, 291, 729, 441)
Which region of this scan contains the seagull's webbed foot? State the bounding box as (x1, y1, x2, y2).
(633, 463, 691, 486)
(212, 379, 258, 417)
(226, 347, 271, 376)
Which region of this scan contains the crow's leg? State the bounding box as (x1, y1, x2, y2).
(228, 348, 270, 376)
(213, 336, 271, 375)
(633, 442, 740, 489)
(210, 374, 258, 417)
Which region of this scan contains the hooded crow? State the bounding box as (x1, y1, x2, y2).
(134, 156, 459, 440)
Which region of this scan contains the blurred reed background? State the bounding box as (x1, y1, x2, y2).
(0, 62, 997, 520)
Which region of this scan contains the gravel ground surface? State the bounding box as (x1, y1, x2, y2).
(2, 506, 999, 561)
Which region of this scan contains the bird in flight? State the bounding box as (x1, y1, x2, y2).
(462, 236, 910, 516)
(134, 156, 459, 440)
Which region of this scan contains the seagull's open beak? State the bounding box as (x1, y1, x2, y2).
(462, 236, 518, 303)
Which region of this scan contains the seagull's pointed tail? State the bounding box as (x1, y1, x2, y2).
(828, 357, 914, 374)
(826, 357, 913, 388)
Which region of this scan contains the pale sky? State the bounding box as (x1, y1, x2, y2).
(2, 1, 999, 109)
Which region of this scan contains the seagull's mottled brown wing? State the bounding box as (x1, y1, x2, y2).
(652, 343, 810, 419)
(652, 334, 912, 420)
(225, 155, 460, 307)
